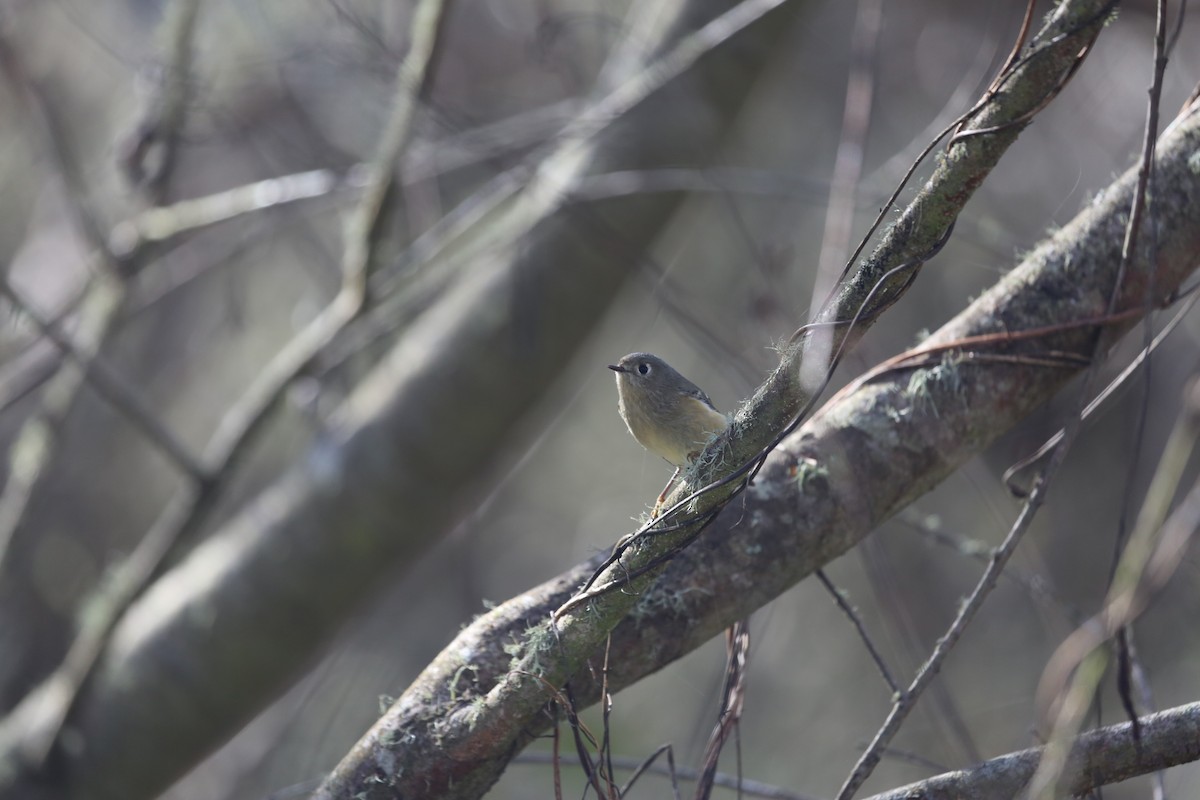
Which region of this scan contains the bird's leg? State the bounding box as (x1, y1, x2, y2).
(653, 466, 682, 516)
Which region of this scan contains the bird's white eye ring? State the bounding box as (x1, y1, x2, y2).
(638, 362, 651, 375)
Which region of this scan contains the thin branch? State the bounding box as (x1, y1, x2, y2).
(1002, 289, 1200, 494)
(109, 168, 349, 256)
(199, 0, 448, 503)
(807, 0, 882, 345)
(365, 0, 803, 304)
(869, 744, 949, 774)
(816, 570, 899, 694)
(118, 0, 202, 202)
(865, 700, 1200, 800)
(109, 98, 586, 256)
(1108, 0, 1174, 769)
(856, 536, 982, 767)
(618, 744, 683, 800)
(834, 417, 1082, 800)
(1027, 385, 1200, 798)
(694, 620, 751, 800)
(897, 509, 1083, 625)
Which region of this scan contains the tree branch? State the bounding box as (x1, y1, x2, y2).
(865, 700, 1200, 800)
(315, 96, 1200, 799)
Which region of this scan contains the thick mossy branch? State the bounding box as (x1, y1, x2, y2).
(324, 96, 1200, 800)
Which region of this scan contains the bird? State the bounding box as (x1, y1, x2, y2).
(608, 352, 729, 507)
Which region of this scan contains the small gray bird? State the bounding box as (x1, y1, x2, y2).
(608, 353, 729, 501)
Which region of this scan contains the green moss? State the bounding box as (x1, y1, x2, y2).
(449, 663, 480, 702)
(794, 456, 828, 492)
(1187, 150, 1200, 174)
(907, 354, 967, 418)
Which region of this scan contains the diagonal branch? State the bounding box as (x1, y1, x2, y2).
(0, 27, 134, 579)
(315, 93, 1200, 800)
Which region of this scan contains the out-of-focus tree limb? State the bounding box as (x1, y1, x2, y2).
(117, 0, 202, 202)
(0, 0, 453, 780)
(0, 2, 810, 799)
(314, 99, 1200, 800)
(0, 21, 140, 705)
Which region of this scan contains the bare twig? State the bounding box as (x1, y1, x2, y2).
(816, 570, 899, 693)
(1002, 289, 1199, 494)
(856, 538, 982, 766)
(196, 0, 448, 505)
(897, 509, 1083, 625)
(869, 744, 949, 774)
(530, 698, 1200, 800)
(118, 0, 202, 202)
(835, 430, 1079, 800)
(1107, 0, 1174, 767)
(694, 620, 750, 800)
(110, 168, 350, 257)
(365, 0, 803, 308)
(109, 98, 586, 257)
(805, 0, 882, 377)
(617, 744, 683, 800)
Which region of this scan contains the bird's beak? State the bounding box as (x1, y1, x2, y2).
(607, 364, 624, 373)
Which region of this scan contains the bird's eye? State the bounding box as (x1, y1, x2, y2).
(637, 362, 651, 375)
